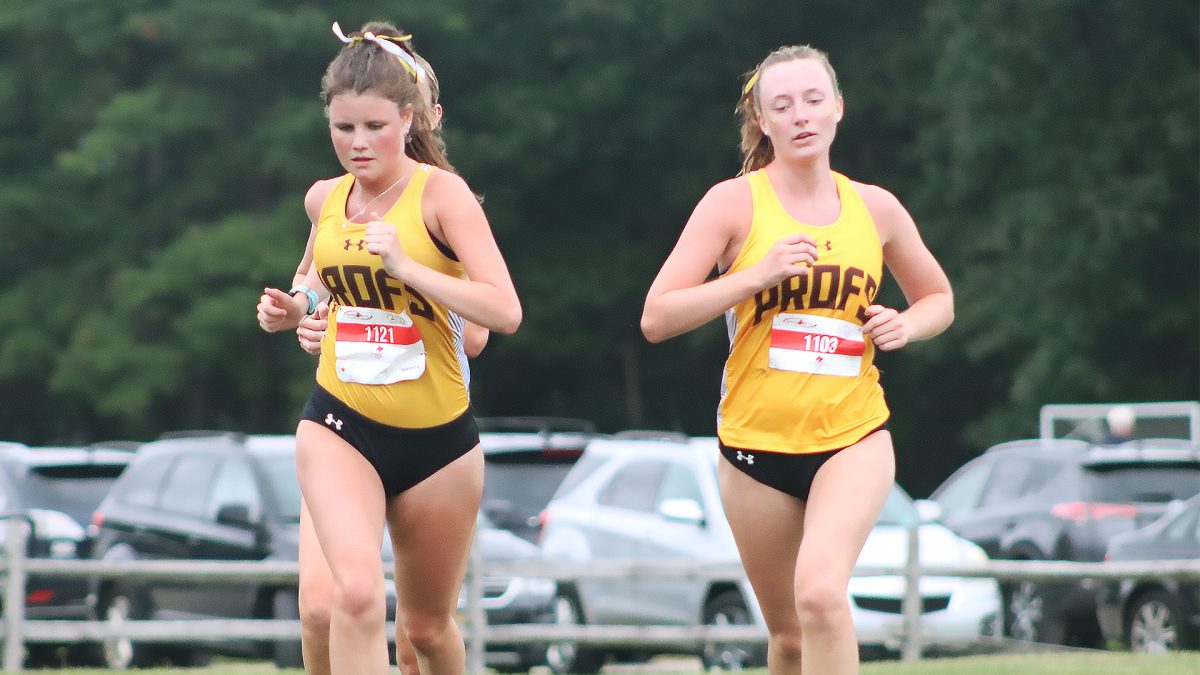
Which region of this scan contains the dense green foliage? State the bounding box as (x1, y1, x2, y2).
(0, 1, 1195, 494)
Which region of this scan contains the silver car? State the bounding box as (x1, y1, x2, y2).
(539, 435, 1001, 672)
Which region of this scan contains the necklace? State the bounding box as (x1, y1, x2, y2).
(342, 169, 411, 228)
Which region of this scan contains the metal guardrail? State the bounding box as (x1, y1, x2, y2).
(4, 518, 1200, 672)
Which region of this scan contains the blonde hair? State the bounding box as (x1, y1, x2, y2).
(736, 45, 841, 174)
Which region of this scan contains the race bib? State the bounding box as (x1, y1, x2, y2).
(333, 306, 426, 384)
(768, 313, 865, 377)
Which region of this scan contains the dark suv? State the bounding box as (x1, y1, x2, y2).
(87, 433, 315, 669)
(923, 437, 1200, 646)
(479, 417, 596, 543)
(0, 441, 135, 666)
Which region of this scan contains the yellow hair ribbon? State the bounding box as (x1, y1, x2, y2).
(742, 70, 761, 97)
(332, 22, 425, 82)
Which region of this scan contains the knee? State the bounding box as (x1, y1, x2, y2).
(401, 612, 454, 654)
(767, 627, 804, 662)
(794, 581, 849, 631)
(332, 576, 385, 621)
(298, 583, 332, 631)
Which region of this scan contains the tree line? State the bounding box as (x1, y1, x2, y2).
(0, 0, 1195, 495)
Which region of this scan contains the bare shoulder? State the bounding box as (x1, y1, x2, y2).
(851, 180, 913, 245)
(693, 175, 752, 234)
(424, 166, 475, 201)
(303, 177, 343, 224)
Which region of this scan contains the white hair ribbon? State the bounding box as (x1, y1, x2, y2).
(331, 21, 425, 82)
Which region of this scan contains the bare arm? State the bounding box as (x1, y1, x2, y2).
(366, 170, 521, 334)
(641, 179, 819, 343)
(256, 180, 338, 334)
(858, 183, 954, 350)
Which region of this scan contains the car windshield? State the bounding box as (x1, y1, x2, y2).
(1086, 465, 1200, 503)
(261, 453, 302, 522)
(23, 465, 126, 525)
(876, 486, 919, 526)
(483, 453, 579, 541)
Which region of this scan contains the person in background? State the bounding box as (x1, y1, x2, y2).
(1104, 405, 1136, 444)
(641, 44, 953, 674)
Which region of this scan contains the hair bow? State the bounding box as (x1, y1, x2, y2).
(332, 21, 426, 82)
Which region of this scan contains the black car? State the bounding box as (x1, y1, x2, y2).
(0, 441, 135, 666)
(87, 433, 318, 669)
(923, 438, 1200, 646)
(1096, 493, 1200, 653)
(478, 417, 595, 543)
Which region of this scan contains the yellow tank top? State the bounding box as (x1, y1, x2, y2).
(313, 165, 471, 428)
(717, 170, 890, 454)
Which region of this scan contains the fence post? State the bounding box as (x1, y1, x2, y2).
(465, 534, 486, 674)
(901, 522, 922, 662)
(3, 517, 28, 672)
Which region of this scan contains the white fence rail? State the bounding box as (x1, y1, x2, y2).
(3, 518, 1200, 673)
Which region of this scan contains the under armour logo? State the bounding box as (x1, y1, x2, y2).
(324, 414, 344, 431)
(823, 240, 833, 252)
(344, 239, 366, 251)
(736, 451, 755, 465)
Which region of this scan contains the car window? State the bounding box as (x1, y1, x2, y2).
(1161, 503, 1200, 542)
(483, 456, 577, 537)
(116, 455, 175, 508)
(979, 457, 1033, 507)
(23, 467, 126, 525)
(877, 487, 918, 526)
(1086, 465, 1200, 503)
(654, 463, 703, 512)
(261, 453, 302, 522)
(598, 461, 666, 513)
(932, 460, 991, 519)
(160, 454, 220, 518)
(206, 457, 262, 523)
(552, 452, 608, 500)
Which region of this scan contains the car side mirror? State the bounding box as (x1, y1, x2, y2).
(658, 498, 705, 527)
(914, 499, 942, 523)
(215, 503, 256, 529)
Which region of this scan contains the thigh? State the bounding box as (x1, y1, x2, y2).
(717, 455, 806, 629)
(296, 421, 388, 579)
(797, 430, 895, 584)
(298, 498, 333, 605)
(386, 446, 484, 617)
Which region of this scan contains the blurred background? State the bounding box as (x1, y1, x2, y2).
(0, 0, 1195, 497)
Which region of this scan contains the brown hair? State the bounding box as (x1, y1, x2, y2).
(321, 21, 454, 172)
(735, 45, 841, 174)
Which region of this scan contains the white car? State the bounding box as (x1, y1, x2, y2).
(539, 435, 1000, 672)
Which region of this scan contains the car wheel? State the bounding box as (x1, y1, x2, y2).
(1126, 589, 1196, 653)
(545, 591, 603, 674)
(100, 589, 155, 669)
(1006, 579, 1050, 643)
(272, 589, 304, 668)
(700, 589, 762, 670)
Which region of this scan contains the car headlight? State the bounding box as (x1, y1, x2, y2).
(961, 541, 989, 566)
(513, 577, 556, 598)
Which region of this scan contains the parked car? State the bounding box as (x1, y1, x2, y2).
(1096, 493, 1200, 653)
(0, 441, 135, 666)
(922, 437, 1200, 646)
(479, 417, 595, 543)
(88, 432, 556, 671)
(539, 435, 1000, 673)
(458, 512, 557, 672)
(0, 439, 136, 662)
(87, 433, 316, 669)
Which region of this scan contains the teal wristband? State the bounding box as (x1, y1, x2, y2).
(288, 286, 320, 316)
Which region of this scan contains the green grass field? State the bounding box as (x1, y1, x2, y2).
(25, 651, 1200, 675)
